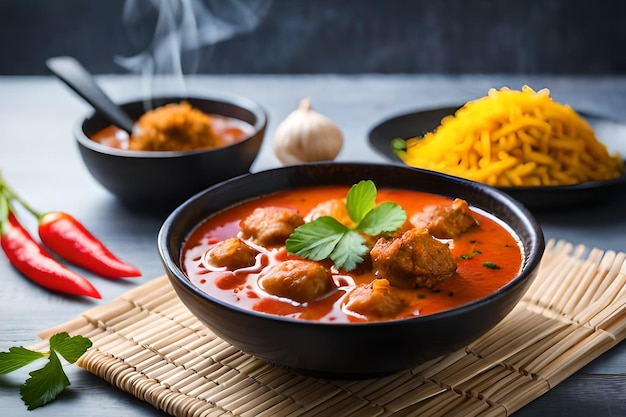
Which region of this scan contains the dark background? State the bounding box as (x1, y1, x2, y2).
(1, 0, 625, 75)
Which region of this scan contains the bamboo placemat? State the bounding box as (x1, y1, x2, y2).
(38, 239, 626, 417)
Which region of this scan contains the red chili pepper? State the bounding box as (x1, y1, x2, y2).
(38, 211, 141, 279)
(1, 212, 102, 299)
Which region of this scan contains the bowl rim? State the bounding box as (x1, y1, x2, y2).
(158, 162, 545, 328)
(74, 91, 268, 158)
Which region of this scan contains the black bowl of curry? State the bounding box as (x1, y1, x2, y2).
(75, 92, 267, 211)
(158, 162, 545, 378)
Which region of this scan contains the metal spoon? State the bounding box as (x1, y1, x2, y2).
(46, 56, 135, 135)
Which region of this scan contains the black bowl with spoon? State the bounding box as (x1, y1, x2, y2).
(47, 56, 268, 212)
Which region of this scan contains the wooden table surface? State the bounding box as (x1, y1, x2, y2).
(1, 74, 625, 416)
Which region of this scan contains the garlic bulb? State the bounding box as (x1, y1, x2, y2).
(273, 98, 343, 165)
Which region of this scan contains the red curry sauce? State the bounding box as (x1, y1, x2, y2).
(182, 186, 523, 323)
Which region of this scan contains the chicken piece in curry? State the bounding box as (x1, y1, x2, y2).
(370, 227, 457, 289)
(240, 206, 305, 247)
(259, 259, 335, 303)
(410, 198, 479, 238)
(343, 279, 406, 319)
(205, 237, 259, 270)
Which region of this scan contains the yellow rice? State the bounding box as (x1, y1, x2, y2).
(397, 86, 624, 186)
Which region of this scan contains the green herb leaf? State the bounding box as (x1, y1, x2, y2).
(0, 332, 92, 410)
(329, 231, 369, 272)
(286, 180, 406, 271)
(0, 347, 47, 375)
(286, 217, 347, 261)
(286, 217, 369, 271)
(49, 332, 92, 364)
(483, 262, 500, 269)
(459, 249, 482, 260)
(20, 350, 69, 410)
(346, 180, 376, 224)
(357, 201, 407, 236)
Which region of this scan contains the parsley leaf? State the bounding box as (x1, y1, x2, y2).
(346, 180, 376, 223)
(0, 332, 92, 410)
(285, 216, 370, 270)
(49, 332, 92, 364)
(329, 230, 369, 272)
(286, 180, 406, 271)
(0, 347, 46, 375)
(20, 350, 70, 410)
(285, 216, 347, 261)
(358, 201, 407, 236)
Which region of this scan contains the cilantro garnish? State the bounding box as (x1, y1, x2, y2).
(0, 332, 92, 410)
(460, 249, 482, 260)
(483, 262, 500, 270)
(286, 180, 406, 271)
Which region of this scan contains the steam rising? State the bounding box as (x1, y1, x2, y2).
(116, 0, 271, 101)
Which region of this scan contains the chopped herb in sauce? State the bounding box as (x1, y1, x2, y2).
(460, 249, 482, 260)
